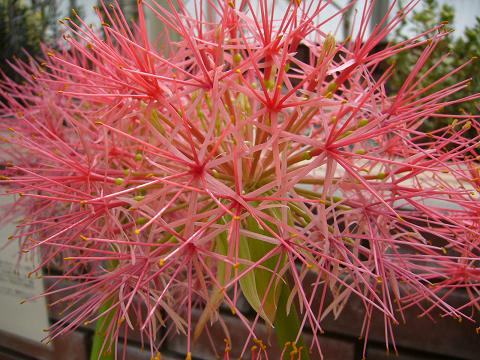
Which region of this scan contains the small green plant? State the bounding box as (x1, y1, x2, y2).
(0, 0, 57, 79)
(390, 0, 480, 133)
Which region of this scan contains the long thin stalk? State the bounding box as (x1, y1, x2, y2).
(90, 297, 116, 360)
(274, 283, 311, 360)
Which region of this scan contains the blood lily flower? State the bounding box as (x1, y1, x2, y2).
(1, 0, 479, 359)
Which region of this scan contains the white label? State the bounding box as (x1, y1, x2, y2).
(0, 195, 50, 343)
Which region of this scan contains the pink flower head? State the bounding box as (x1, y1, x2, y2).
(1, 1, 479, 359)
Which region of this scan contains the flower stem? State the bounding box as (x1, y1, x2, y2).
(90, 297, 116, 360)
(274, 281, 311, 360)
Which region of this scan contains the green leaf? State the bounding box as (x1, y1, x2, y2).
(90, 298, 116, 360)
(239, 214, 284, 326)
(90, 260, 118, 360)
(215, 218, 229, 286)
(238, 206, 310, 359)
(274, 284, 310, 360)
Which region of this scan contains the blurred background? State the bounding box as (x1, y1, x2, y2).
(0, 1, 478, 359)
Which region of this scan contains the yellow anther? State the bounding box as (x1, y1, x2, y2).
(265, 79, 275, 91)
(325, 82, 338, 94)
(253, 339, 266, 350)
(306, 263, 313, 269)
(233, 53, 242, 64)
(303, 151, 312, 161)
(323, 33, 336, 55)
(80, 235, 88, 241)
(233, 215, 241, 220)
(341, 130, 353, 138)
(358, 118, 369, 127)
(185, 352, 192, 360)
(223, 338, 232, 354)
(134, 152, 143, 162)
(159, 259, 165, 266)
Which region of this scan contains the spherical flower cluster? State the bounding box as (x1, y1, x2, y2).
(0, 1, 479, 359)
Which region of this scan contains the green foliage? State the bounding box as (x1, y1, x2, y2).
(0, 0, 57, 79)
(239, 212, 310, 359)
(390, 0, 479, 133)
(90, 297, 116, 360)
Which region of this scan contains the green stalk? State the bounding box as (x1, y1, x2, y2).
(90, 297, 116, 360)
(237, 206, 310, 359)
(274, 284, 310, 360)
(90, 260, 118, 360)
